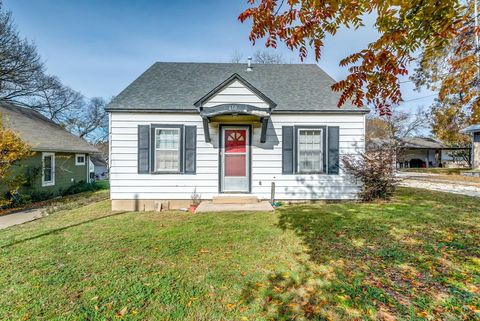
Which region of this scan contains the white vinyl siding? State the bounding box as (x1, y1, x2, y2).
(109, 112, 365, 200)
(203, 80, 269, 108)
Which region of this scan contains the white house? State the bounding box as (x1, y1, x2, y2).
(106, 62, 368, 211)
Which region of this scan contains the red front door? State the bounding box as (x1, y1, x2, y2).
(221, 127, 249, 192)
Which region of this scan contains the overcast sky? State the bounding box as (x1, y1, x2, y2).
(5, 0, 435, 112)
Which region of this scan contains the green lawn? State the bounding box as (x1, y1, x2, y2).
(401, 168, 469, 175)
(0, 188, 478, 320)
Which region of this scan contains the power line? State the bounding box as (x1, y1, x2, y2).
(400, 94, 437, 103)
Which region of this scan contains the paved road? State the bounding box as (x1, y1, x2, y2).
(398, 172, 480, 198)
(0, 208, 44, 229)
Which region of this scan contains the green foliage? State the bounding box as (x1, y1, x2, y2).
(63, 180, 107, 196)
(2, 180, 109, 209)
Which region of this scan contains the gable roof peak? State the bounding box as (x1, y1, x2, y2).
(194, 73, 276, 109)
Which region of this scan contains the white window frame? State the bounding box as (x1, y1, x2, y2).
(75, 154, 86, 166)
(42, 152, 55, 187)
(297, 128, 324, 174)
(154, 127, 181, 173)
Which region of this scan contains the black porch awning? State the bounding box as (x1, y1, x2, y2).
(200, 104, 272, 143)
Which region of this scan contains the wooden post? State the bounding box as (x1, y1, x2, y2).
(270, 182, 275, 204)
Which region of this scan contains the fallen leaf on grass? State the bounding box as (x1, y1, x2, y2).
(417, 311, 428, 318)
(117, 307, 128, 317)
(186, 297, 198, 307)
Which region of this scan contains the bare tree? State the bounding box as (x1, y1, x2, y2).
(230, 51, 244, 63)
(64, 97, 108, 142)
(253, 49, 286, 64)
(0, 2, 109, 144)
(366, 107, 429, 143)
(0, 2, 46, 103)
(27, 76, 84, 123)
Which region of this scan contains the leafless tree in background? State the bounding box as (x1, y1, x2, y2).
(0, 2, 109, 144)
(0, 2, 46, 103)
(230, 49, 288, 64)
(230, 51, 244, 63)
(27, 76, 84, 123)
(366, 107, 429, 143)
(63, 97, 108, 142)
(253, 50, 286, 64)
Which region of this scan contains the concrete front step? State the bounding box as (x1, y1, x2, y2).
(212, 195, 259, 204)
(195, 201, 274, 213)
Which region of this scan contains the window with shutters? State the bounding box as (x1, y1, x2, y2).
(297, 129, 324, 173)
(154, 128, 181, 172)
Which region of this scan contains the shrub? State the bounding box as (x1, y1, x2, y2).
(342, 142, 400, 201)
(29, 190, 56, 203)
(63, 180, 106, 196)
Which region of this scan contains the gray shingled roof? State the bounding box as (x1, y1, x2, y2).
(1, 103, 98, 153)
(461, 123, 480, 133)
(399, 137, 444, 149)
(107, 62, 369, 113)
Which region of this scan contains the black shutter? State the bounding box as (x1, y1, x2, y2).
(328, 126, 340, 174)
(184, 126, 197, 174)
(138, 125, 150, 174)
(282, 126, 294, 174)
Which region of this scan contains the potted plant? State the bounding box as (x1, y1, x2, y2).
(189, 189, 201, 213)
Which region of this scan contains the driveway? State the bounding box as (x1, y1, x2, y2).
(398, 172, 480, 197)
(0, 208, 44, 229)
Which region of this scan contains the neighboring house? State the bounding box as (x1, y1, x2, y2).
(397, 137, 470, 168)
(461, 124, 480, 170)
(0, 103, 98, 196)
(90, 154, 109, 180)
(106, 62, 369, 211)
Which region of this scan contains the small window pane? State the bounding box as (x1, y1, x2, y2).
(44, 156, 53, 182)
(298, 130, 323, 173)
(44, 169, 52, 181)
(155, 128, 180, 172)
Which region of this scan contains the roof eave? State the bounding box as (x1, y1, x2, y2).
(31, 147, 99, 154)
(106, 107, 370, 114)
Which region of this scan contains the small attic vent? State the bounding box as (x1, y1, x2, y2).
(246, 57, 253, 72)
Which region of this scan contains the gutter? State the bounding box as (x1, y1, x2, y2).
(105, 108, 370, 114)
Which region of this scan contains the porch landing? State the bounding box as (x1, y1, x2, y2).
(195, 200, 274, 213)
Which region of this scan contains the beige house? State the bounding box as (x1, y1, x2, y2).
(461, 124, 480, 170)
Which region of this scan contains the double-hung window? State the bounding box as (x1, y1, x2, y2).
(155, 128, 181, 172)
(297, 129, 324, 173)
(42, 152, 55, 187)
